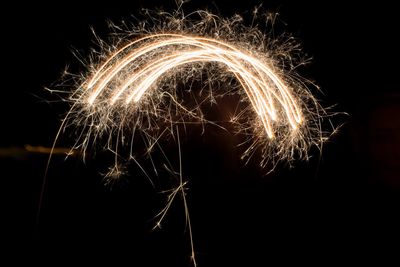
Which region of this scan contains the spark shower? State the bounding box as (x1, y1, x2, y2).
(48, 7, 332, 266)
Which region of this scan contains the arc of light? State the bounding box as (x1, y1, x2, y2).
(86, 34, 303, 137)
(119, 50, 277, 136)
(87, 34, 301, 124)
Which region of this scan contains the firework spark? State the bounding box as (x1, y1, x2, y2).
(57, 9, 328, 169)
(85, 34, 303, 139)
(48, 7, 333, 266)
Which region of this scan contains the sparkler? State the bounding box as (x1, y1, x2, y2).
(55, 8, 329, 170)
(85, 34, 302, 139)
(48, 7, 333, 266)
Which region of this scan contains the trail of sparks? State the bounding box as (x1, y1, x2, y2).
(85, 34, 302, 139)
(47, 8, 335, 267)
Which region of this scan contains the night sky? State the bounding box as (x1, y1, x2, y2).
(2, 0, 399, 265)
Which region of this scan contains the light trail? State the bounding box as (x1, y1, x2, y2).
(48, 9, 335, 266)
(85, 34, 303, 138)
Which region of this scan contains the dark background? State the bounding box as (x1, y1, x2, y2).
(1, 0, 399, 265)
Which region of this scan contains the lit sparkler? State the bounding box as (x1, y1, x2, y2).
(48, 7, 333, 266)
(85, 34, 302, 139)
(58, 9, 327, 169)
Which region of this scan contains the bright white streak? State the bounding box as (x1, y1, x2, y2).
(85, 34, 303, 138)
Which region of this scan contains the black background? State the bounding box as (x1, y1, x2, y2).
(2, 0, 399, 265)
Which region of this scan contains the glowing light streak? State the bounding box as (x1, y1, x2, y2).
(47, 9, 335, 266)
(85, 34, 303, 138)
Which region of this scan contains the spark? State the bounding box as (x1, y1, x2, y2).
(47, 7, 335, 266)
(85, 34, 302, 139)
(59, 9, 329, 168)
